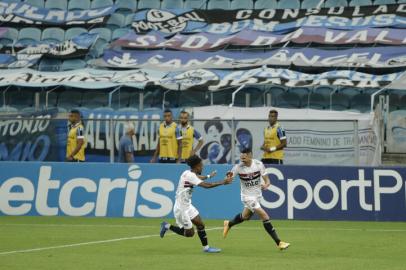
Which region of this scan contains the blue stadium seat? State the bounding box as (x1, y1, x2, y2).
(325, 0, 348, 7)
(340, 87, 361, 97)
(137, 0, 161, 9)
(374, 0, 396, 4)
(124, 14, 134, 27)
(207, 0, 231, 9)
(230, 0, 254, 9)
(331, 93, 350, 110)
(65, 27, 87, 40)
(398, 0, 406, 3)
(17, 27, 41, 46)
(112, 28, 132, 41)
(81, 90, 109, 108)
(255, 0, 278, 8)
(45, 0, 67, 10)
(41, 27, 65, 43)
(314, 86, 334, 97)
(88, 39, 109, 58)
(117, 107, 139, 113)
(115, 0, 138, 13)
(309, 93, 328, 110)
(0, 28, 18, 46)
(91, 0, 114, 8)
(24, 0, 44, 8)
(68, 0, 90, 10)
(3, 0, 22, 3)
(291, 87, 310, 107)
(301, 0, 323, 8)
(60, 59, 87, 71)
(349, 0, 372, 6)
(106, 13, 126, 30)
(6, 88, 35, 109)
(351, 93, 370, 112)
(0, 106, 18, 113)
(161, 0, 184, 9)
(278, 0, 300, 9)
(184, 0, 207, 8)
(276, 92, 301, 108)
(89, 28, 112, 42)
(38, 58, 62, 71)
(57, 89, 83, 108)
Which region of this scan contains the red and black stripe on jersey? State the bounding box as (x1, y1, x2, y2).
(238, 171, 261, 181)
(184, 181, 194, 188)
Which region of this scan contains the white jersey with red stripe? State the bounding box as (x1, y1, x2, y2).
(231, 159, 267, 198)
(175, 170, 203, 209)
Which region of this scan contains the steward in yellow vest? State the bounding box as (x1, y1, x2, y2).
(66, 109, 86, 162)
(151, 109, 179, 163)
(260, 110, 287, 164)
(176, 111, 204, 163)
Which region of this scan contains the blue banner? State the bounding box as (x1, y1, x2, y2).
(132, 6, 406, 34)
(0, 162, 405, 221)
(0, 2, 116, 27)
(101, 46, 406, 70)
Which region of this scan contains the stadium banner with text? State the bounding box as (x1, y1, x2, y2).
(0, 162, 405, 221)
(76, 108, 182, 163)
(113, 28, 406, 51)
(131, 5, 406, 34)
(0, 68, 405, 90)
(193, 106, 380, 166)
(0, 109, 61, 162)
(386, 110, 406, 153)
(100, 47, 406, 70)
(0, 33, 99, 68)
(0, 2, 116, 27)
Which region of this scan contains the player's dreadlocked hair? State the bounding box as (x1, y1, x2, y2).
(186, 155, 202, 169)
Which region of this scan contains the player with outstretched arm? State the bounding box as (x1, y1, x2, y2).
(223, 148, 290, 250)
(160, 155, 233, 253)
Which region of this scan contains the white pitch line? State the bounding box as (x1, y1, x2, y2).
(0, 227, 222, 256)
(1, 223, 405, 232)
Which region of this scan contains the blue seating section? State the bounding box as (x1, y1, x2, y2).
(0, 0, 403, 113)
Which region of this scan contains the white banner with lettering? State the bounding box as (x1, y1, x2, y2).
(192, 106, 380, 166)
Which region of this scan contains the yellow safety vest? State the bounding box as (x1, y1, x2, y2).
(159, 122, 178, 159)
(66, 122, 86, 161)
(179, 125, 196, 160)
(263, 122, 284, 160)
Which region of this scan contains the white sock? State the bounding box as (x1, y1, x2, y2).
(165, 223, 170, 229)
(203, 245, 209, 250)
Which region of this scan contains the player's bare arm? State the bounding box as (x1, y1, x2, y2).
(261, 174, 271, 190)
(198, 174, 232, 189)
(198, 170, 217, 180)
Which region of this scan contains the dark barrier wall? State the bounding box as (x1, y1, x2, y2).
(0, 162, 405, 221)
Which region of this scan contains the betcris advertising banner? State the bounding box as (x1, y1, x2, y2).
(0, 162, 405, 221)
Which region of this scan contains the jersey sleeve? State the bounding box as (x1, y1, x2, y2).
(76, 127, 84, 139)
(194, 129, 203, 140)
(230, 164, 239, 177)
(277, 126, 286, 140)
(188, 172, 203, 186)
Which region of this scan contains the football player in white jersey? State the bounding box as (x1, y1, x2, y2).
(160, 155, 233, 253)
(223, 148, 290, 250)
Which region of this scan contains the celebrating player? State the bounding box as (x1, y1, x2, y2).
(223, 148, 290, 250)
(160, 155, 233, 253)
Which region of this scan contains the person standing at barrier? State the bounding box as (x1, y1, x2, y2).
(159, 155, 233, 253)
(223, 148, 290, 251)
(177, 110, 204, 163)
(66, 109, 86, 162)
(260, 110, 287, 165)
(150, 109, 179, 163)
(118, 124, 135, 163)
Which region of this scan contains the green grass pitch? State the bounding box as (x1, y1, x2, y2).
(0, 216, 405, 270)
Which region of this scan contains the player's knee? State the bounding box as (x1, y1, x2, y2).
(184, 228, 195, 237)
